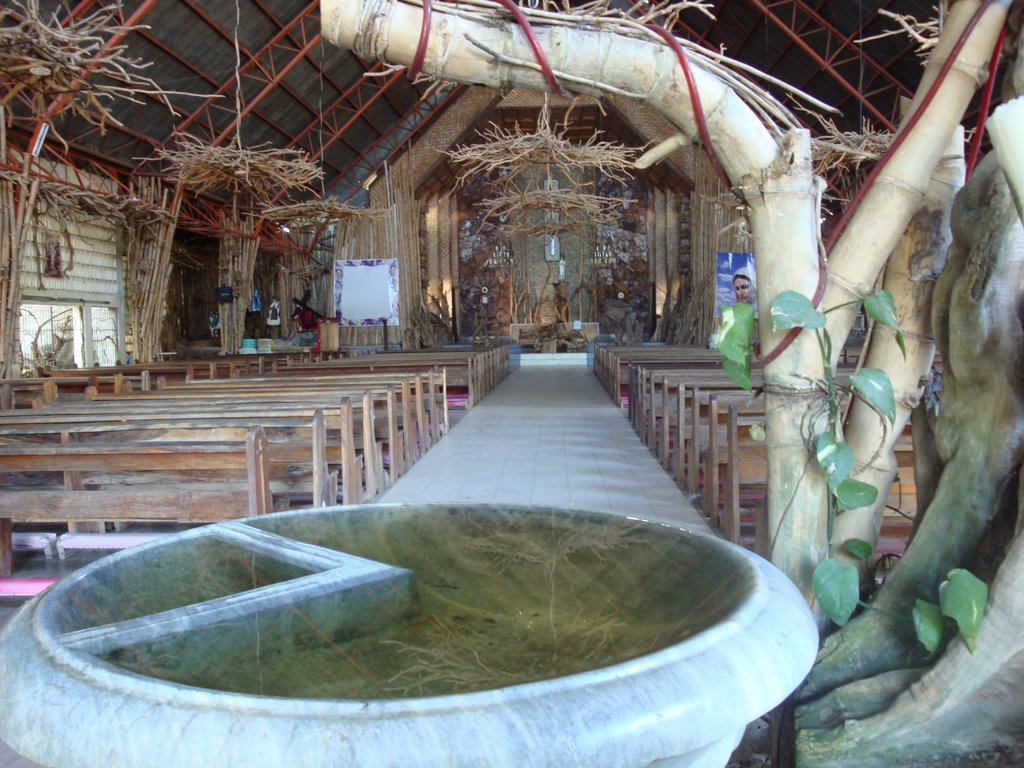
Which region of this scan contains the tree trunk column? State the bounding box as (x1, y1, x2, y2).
(742, 131, 829, 611)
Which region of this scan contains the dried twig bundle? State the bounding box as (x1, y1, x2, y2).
(482, 187, 628, 236)
(812, 117, 893, 203)
(0, 0, 178, 134)
(262, 200, 385, 228)
(859, 9, 941, 58)
(448, 109, 641, 188)
(450, 104, 637, 233)
(0, 165, 169, 224)
(158, 135, 322, 202)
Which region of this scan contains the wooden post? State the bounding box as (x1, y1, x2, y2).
(339, 397, 361, 504)
(386, 385, 399, 483)
(312, 409, 328, 507)
(362, 390, 377, 499)
(245, 426, 273, 515)
(687, 386, 701, 494)
(0, 517, 11, 577)
(703, 394, 720, 527)
(675, 383, 687, 486)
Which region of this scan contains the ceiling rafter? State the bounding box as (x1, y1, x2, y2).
(5, 0, 958, 215)
(331, 84, 466, 204)
(282, 66, 408, 167)
(134, 0, 321, 158)
(751, 0, 914, 130)
(249, 0, 349, 98)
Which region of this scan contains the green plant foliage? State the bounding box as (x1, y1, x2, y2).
(842, 538, 874, 560)
(849, 368, 897, 423)
(939, 569, 989, 653)
(770, 290, 826, 331)
(834, 478, 878, 510)
(814, 558, 860, 626)
(717, 302, 755, 390)
(913, 599, 945, 654)
(723, 357, 752, 391)
(864, 289, 907, 358)
(815, 432, 854, 490)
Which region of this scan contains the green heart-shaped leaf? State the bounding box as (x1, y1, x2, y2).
(913, 599, 944, 654)
(813, 558, 860, 626)
(864, 290, 906, 358)
(834, 478, 878, 510)
(842, 538, 874, 560)
(850, 368, 896, 423)
(815, 432, 853, 490)
(770, 290, 825, 331)
(939, 569, 988, 653)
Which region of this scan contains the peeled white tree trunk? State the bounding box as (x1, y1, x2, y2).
(988, 96, 1024, 221)
(833, 129, 964, 556)
(822, 0, 1012, 362)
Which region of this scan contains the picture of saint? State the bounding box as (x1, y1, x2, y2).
(732, 272, 755, 305)
(715, 252, 757, 317)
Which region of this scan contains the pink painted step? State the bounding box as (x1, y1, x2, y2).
(0, 577, 59, 598)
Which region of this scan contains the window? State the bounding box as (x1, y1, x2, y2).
(19, 302, 120, 374)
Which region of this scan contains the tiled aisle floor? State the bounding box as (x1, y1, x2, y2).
(0, 365, 707, 767)
(380, 365, 708, 531)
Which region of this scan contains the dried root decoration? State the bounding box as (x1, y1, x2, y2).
(449, 104, 637, 232)
(448, 109, 640, 188)
(157, 135, 322, 203)
(262, 200, 385, 229)
(811, 117, 894, 204)
(0, 165, 170, 226)
(480, 187, 628, 236)
(0, 0, 179, 137)
(522, 0, 714, 27)
(859, 8, 941, 58)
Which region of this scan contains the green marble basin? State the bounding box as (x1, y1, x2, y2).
(0, 503, 818, 768)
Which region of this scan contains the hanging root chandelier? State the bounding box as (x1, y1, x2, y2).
(447, 100, 639, 233)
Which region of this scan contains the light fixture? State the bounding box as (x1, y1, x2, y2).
(592, 242, 615, 267)
(490, 242, 513, 268)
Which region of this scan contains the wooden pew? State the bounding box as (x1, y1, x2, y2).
(594, 345, 724, 406)
(0, 427, 273, 576)
(0, 400, 367, 506)
(1, 372, 149, 409)
(84, 379, 423, 493)
(138, 369, 440, 456)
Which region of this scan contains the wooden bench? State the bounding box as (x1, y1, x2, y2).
(85, 379, 427, 492)
(0, 427, 273, 576)
(265, 346, 509, 409)
(1, 372, 150, 409)
(594, 345, 724, 406)
(0, 400, 370, 505)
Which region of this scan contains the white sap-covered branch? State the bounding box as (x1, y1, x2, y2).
(988, 96, 1024, 223)
(322, 0, 780, 185)
(822, 0, 1011, 368)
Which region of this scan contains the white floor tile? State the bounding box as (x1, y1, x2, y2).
(379, 366, 707, 532)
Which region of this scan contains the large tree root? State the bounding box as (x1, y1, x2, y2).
(795, 154, 1024, 765)
(797, 521, 1024, 767)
